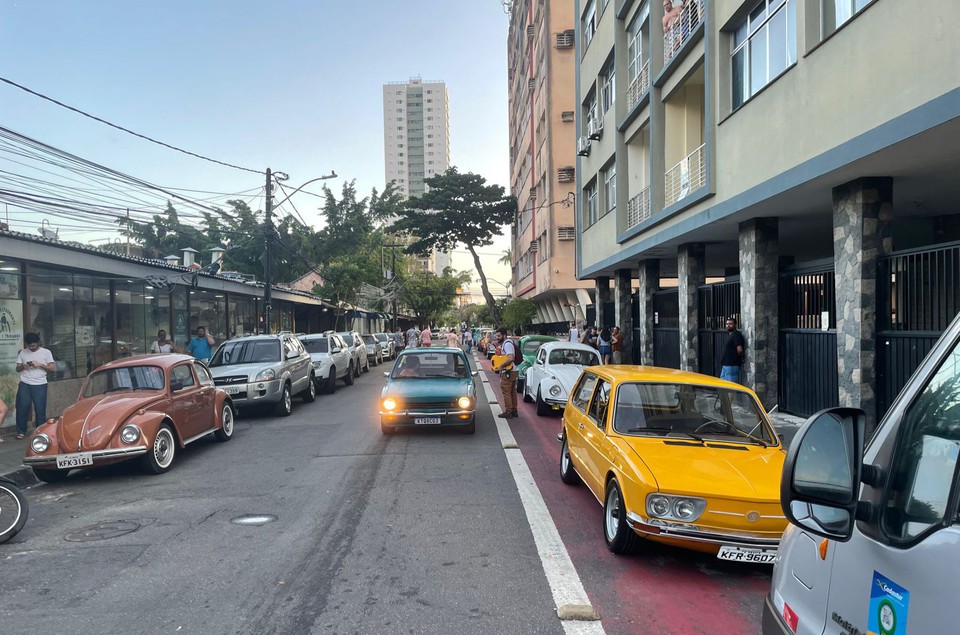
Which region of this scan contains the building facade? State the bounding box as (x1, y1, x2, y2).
(575, 0, 960, 425)
(383, 77, 452, 275)
(507, 0, 596, 331)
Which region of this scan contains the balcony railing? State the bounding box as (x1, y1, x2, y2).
(664, 0, 705, 62)
(664, 143, 706, 207)
(626, 61, 650, 111)
(626, 186, 651, 229)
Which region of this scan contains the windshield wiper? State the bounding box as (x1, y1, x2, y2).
(626, 426, 704, 444)
(700, 416, 770, 447)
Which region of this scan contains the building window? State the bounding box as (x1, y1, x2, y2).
(731, 0, 797, 110)
(584, 181, 599, 227)
(601, 60, 615, 114)
(583, 90, 598, 130)
(822, 0, 874, 37)
(627, 4, 649, 82)
(603, 162, 616, 214)
(582, 0, 596, 49)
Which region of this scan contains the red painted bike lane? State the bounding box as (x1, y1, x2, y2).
(478, 355, 770, 635)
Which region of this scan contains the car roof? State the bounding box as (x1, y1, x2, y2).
(581, 364, 759, 392)
(225, 334, 284, 342)
(96, 353, 194, 370)
(541, 341, 600, 353)
(299, 333, 331, 340)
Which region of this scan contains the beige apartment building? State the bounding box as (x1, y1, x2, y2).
(507, 0, 595, 330)
(576, 0, 960, 424)
(382, 77, 451, 274)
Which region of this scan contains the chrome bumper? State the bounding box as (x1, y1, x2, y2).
(378, 409, 476, 417)
(24, 445, 149, 466)
(625, 511, 781, 548)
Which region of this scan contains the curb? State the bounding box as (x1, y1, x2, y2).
(2, 464, 39, 488)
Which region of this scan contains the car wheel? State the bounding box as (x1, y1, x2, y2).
(214, 403, 234, 442)
(522, 381, 534, 403)
(142, 423, 176, 474)
(344, 363, 355, 385)
(380, 421, 395, 435)
(559, 434, 580, 485)
(536, 388, 550, 416)
(353, 359, 361, 378)
(326, 368, 337, 394)
(33, 467, 70, 483)
(302, 374, 317, 402)
(603, 479, 638, 555)
(362, 357, 370, 373)
(274, 383, 293, 417)
(0, 480, 28, 543)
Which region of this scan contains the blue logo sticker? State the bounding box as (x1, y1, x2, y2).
(868, 571, 909, 635)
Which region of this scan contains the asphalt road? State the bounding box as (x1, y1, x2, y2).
(0, 365, 563, 635)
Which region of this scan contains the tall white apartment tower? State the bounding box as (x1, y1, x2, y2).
(383, 77, 452, 274)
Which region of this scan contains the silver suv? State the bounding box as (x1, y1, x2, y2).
(337, 331, 370, 377)
(208, 333, 315, 416)
(299, 332, 354, 394)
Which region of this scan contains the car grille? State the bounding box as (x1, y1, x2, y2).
(407, 400, 458, 410)
(214, 376, 248, 386)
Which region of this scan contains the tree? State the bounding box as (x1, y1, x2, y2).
(390, 168, 516, 325)
(501, 298, 537, 332)
(498, 248, 512, 266)
(399, 268, 472, 327)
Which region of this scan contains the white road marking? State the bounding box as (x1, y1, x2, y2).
(474, 353, 604, 633)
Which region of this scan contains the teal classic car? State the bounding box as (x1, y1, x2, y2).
(515, 335, 558, 393)
(379, 347, 478, 435)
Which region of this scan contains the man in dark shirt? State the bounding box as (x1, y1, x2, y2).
(720, 317, 745, 384)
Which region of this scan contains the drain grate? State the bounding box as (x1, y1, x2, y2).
(65, 520, 140, 542)
(231, 514, 277, 526)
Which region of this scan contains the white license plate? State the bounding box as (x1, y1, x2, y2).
(56, 453, 93, 469)
(717, 546, 777, 563)
(413, 417, 441, 425)
(224, 387, 241, 394)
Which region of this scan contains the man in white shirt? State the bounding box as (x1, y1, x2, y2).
(150, 329, 176, 354)
(15, 332, 55, 439)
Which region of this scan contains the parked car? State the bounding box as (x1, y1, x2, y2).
(337, 331, 370, 376)
(299, 332, 354, 393)
(361, 333, 383, 366)
(379, 347, 478, 435)
(763, 311, 960, 635)
(523, 342, 601, 416)
(374, 332, 395, 360)
(559, 365, 786, 560)
(515, 335, 559, 393)
(208, 333, 315, 416)
(24, 354, 234, 482)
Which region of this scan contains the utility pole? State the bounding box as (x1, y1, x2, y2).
(263, 168, 273, 334)
(384, 242, 404, 332)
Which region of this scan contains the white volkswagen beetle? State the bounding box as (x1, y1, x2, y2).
(522, 342, 601, 415)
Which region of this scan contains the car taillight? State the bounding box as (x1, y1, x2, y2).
(782, 602, 798, 632)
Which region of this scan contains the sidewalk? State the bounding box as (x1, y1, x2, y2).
(0, 427, 36, 486)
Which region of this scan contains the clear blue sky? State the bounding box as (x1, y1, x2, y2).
(0, 0, 513, 284)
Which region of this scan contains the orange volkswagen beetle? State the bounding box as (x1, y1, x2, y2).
(24, 354, 235, 482)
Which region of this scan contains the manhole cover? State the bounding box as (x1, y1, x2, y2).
(231, 514, 277, 526)
(65, 520, 141, 542)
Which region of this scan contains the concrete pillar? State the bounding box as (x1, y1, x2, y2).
(678, 243, 705, 372)
(595, 276, 611, 327)
(739, 218, 779, 410)
(636, 259, 660, 365)
(575, 288, 592, 325)
(615, 269, 634, 363)
(833, 177, 892, 430)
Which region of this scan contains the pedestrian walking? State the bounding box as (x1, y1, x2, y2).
(14, 332, 55, 439)
(568, 322, 579, 343)
(405, 325, 418, 349)
(720, 317, 746, 383)
(445, 327, 459, 348)
(461, 328, 473, 352)
(393, 328, 405, 352)
(492, 327, 519, 418)
(187, 326, 216, 363)
(598, 327, 612, 364)
(419, 324, 432, 348)
(150, 329, 176, 353)
(611, 326, 623, 364)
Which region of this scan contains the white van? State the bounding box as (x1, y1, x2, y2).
(764, 312, 960, 635)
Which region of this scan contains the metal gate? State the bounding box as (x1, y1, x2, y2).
(778, 261, 839, 417)
(697, 279, 740, 377)
(652, 289, 679, 368)
(877, 241, 960, 417)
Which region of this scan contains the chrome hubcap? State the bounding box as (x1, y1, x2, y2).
(154, 429, 174, 468)
(561, 439, 570, 473)
(222, 407, 233, 436)
(605, 488, 621, 539)
(284, 388, 291, 412)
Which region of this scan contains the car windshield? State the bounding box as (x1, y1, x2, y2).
(548, 348, 600, 366)
(362, 334, 376, 344)
(374, 333, 388, 342)
(523, 339, 550, 355)
(339, 333, 355, 346)
(209, 340, 280, 366)
(391, 352, 470, 379)
(83, 365, 165, 397)
(612, 382, 774, 445)
(302, 338, 328, 354)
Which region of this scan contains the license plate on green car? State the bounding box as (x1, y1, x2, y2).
(413, 417, 441, 425)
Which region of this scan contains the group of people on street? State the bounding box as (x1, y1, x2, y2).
(399, 323, 474, 352)
(569, 323, 623, 365)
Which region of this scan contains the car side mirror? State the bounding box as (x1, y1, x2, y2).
(286, 350, 299, 360)
(781, 407, 865, 542)
(471, 371, 478, 377)
(382, 371, 390, 377)
(331, 347, 341, 353)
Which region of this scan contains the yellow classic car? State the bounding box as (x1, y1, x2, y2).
(559, 365, 787, 563)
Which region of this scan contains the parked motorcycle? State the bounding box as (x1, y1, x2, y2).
(0, 476, 28, 543)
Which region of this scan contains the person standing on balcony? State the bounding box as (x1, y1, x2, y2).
(720, 317, 746, 384)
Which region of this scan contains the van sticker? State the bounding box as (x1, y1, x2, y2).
(868, 571, 909, 635)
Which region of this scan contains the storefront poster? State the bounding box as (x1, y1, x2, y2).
(0, 298, 23, 426)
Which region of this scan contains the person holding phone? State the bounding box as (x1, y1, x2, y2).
(15, 332, 55, 440)
(150, 329, 176, 354)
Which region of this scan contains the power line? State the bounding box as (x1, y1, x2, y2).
(0, 75, 264, 175)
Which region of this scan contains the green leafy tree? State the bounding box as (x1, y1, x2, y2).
(400, 268, 472, 327)
(390, 168, 516, 325)
(501, 298, 537, 332)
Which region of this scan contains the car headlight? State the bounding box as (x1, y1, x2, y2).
(312, 360, 322, 368)
(382, 397, 398, 411)
(646, 494, 706, 521)
(31, 433, 50, 453)
(549, 385, 562, 397)
(457, 396, 472, 409)
(120, 424, 141, 444)
(255, 368, 276, 381)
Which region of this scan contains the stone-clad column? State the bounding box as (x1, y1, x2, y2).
(595, 277, 611, 327)
(615, 268, 634, 363)
(739, 218, 779, 410)
(678, 243, 705, 372)
(833, 177, 892, 430)
(636, 259, 660, 365)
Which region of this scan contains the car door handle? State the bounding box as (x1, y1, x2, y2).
(578, 423, 585, 429)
